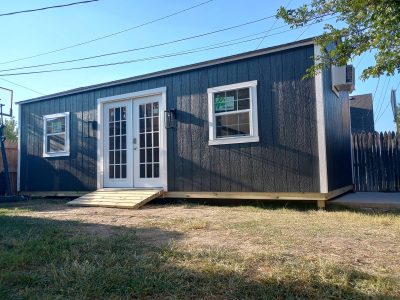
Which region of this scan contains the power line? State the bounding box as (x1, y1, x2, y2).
(0, 78, 44, 95)
(0, 26, 308, 77)
(366, 76, 380, 118)
(375, 79, 399, 123)
(355, 52, 366, 68)
(373, 76, 388, 120)
(0, 0, 214, 65)
(0, 0, 99, 17)
(376, 98, 392, 124)
(375, 77, 391, 122)
(0, 17, 336, 77)
(295, 21, 315, 41)
(0, 16, 275, 73)
(255, 0, 293, 49)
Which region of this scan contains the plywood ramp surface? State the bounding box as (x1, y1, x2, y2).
(67, 188, 163, 209)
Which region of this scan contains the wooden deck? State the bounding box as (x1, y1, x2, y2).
(67, 188, 163, 209)
(24, 185, 353, 210)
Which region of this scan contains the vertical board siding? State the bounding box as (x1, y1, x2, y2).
(20, 45, 321, 192)
(198, 68, 211, 191)
(322, 67, 353, 191)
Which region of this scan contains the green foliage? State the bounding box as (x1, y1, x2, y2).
(277, 0, 400, 80)
(2, 117, 17, 142)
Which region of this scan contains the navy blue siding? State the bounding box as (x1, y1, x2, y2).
(20, 45, 320, 192)
(322, 67, 353, 191)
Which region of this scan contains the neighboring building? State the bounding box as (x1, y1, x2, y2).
(16, 38, 353, 201)
(350, 93, 375, 133)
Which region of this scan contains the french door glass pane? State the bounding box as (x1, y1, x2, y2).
(138, 101, 160, 179)
(108, 106, 127, 179)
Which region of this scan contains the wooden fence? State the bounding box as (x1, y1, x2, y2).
(0, 141, 18, 195)
(352, 132, 400, 192)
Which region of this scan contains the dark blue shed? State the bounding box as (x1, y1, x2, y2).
(16, 38, 353, 205)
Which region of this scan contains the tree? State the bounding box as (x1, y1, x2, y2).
(277, 0, 400, 80)
(2, 117, 18, 142)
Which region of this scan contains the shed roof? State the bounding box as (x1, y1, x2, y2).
(350, 94, 373, 110)
(16, 37, 315, 105)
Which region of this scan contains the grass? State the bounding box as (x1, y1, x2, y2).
(0, 199, 399, 299)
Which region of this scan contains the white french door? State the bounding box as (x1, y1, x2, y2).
(133, 96, 164, 188)
(103, 100, 133, 187)
(102, 94, 166, 189)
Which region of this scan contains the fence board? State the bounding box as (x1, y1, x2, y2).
(0, 141, 18, 194)
(352, 132, 400, 192)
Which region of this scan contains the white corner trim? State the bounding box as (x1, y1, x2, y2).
(97, 87, 167, 104)
(42, 112, 70, 158)
(160, 90, 168, 191)
(314, 45, 328, 193)
(208, 80, 259, 146)
(17, 105, 21, 192)
(97, 100, 103, 189)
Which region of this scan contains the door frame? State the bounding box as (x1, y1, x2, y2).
(97, 87, 168, 190)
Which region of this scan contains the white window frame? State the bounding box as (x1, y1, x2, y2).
(43, 112, 70, 157)
(207, 80, 259, 145)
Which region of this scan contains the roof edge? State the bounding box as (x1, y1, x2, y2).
(16, 37, 315, 105)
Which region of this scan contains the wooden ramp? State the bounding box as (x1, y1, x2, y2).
(67, 188, 163, 209)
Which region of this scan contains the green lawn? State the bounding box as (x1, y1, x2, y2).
(0, 199, 399, 299)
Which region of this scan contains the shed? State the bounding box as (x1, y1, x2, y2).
(16, 38, 353, 207)
(349, 93, 375, 133)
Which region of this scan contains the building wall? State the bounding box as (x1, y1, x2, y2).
(322, 67, 353, 191)
(350, 94, 374, 133)
(20, 45, 320, 192)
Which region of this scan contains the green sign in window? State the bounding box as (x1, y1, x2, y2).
(215, 95, 235, 112)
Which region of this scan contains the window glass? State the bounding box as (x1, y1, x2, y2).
(216, 112, 250, 138)
(108, 106, 127, 179)
(44, 113, 69, 156)
(46, 134, 65, 152)
(213, 87, 251, 139)
(46, 117, 65, 134)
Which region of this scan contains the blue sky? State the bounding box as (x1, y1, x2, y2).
(0, 0, 398, 131)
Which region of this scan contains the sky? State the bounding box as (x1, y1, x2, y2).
(0, 0, 398, 132)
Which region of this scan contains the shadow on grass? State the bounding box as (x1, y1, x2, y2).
(0, 214, 397, 299)
(0, 198, 78, 213)
(154, 197, 321, 211)
(2, 197, 319, 213)
(155, 198, 400, 215)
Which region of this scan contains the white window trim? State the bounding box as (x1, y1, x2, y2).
(43, 112, 70, 157)
(207, 80, 259, 146)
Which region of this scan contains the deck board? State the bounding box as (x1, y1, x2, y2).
(67, 189, 163, 209)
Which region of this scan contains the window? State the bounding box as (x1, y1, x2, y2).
(207, 80, 259, 145)
(43, 112, 70, 157)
